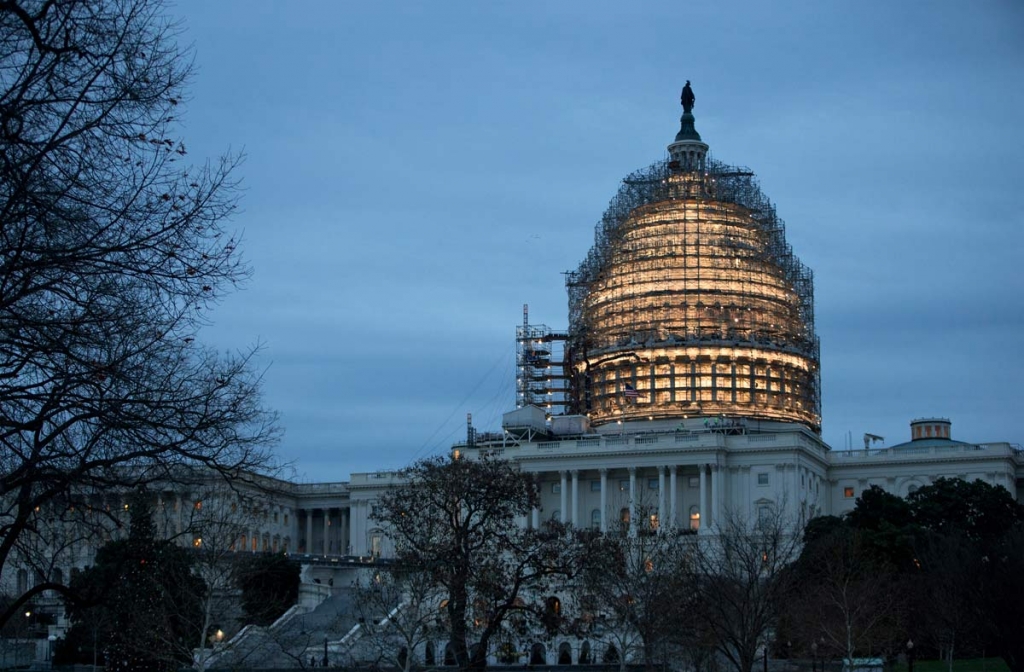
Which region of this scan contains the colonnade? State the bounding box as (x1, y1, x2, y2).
(298, 505, 373, 556)
(529, 463, 727, 535)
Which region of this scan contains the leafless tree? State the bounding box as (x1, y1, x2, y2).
(349, 565, 445, 672)
(913, 532, 986, 672)
(788, 528, 905, 665)
(0, 0, 279, 627)
(683, 505, 802, 672)
(164, 489, 273, 672)
(581, 498, 692, 671)
(374, 455, 591, 671)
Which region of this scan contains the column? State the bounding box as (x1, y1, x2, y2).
(348, 503, 360, 556)
(532, 506, 540, 530)
(305, 509, 314, 554)
(699, 466, 708, 534)
(628, 467, 637, 536)
(322, 508, 330, 555)
(569, 470, 579, 527)
(669, 466, 678, 528)
(599, 469, 608, 533)
(712, 465, 722, 529)
(657, 467, 666, 531)
(342, 508, 351, 555)
(559, 471, 568, 524)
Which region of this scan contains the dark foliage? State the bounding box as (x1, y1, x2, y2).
(57, 495, 204, 672)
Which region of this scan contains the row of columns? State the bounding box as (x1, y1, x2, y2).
(533, 464, 724, 534)
(301, 507, 352, 555)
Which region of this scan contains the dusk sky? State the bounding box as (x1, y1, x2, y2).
(173, 1, 1023, 482)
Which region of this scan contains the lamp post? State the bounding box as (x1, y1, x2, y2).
(811, 641, 818, 672)
(907, 640, 915, 672)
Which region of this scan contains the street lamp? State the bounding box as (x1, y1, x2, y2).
(811, 641, 818, 672)
(907, 639, 915, 672)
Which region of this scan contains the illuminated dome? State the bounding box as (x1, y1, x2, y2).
(565, 84, 821, 432)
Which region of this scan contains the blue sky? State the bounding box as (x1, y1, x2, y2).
(173, 1, 1024, 482)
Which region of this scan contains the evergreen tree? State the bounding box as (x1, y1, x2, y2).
(63, 493, 203, 672)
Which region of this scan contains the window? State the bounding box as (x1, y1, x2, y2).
(757, 503, 773, 528)
(371, 533, 382, 557)
(551, 509, 561, 522)
(620, 507, 630, 524)
(590, 480, 601, 492)
(284, 514, 289, 525)
(591, 509, 601, 529)
(843, 486, 855, 498)
(648, 513, 659, 531)
(618, 480, 629, 492)
(757, 472, 769, 486)
(551, 483, 561, 494)
(273, 512, 278, 523)
(689, 506, 700, 531)
(688, 476, 699, 488)
(647, 478, 659, 490)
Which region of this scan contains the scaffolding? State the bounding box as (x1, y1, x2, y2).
(565, 156, 821, 432)
(516, 304, 569, 414)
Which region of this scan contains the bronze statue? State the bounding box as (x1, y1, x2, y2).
(681, 80, 695, 114)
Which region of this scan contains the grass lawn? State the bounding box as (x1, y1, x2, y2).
(890, 659, 1009, 672)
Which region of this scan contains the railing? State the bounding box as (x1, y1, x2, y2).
(831, 443, 1018, 461)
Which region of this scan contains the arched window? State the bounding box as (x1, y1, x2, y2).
(558, 642, 572, 665)
(530, 643, 546, 665)
(444, 642, 456, 666)
(689, 505, 700, 531)
(591, 508, 601, 529)
(620, 507, 630, 524)
(550, 509, 561, 522)
(425, 642, 436, 666)
(579, 641, 592, 665)
(603, 644, 620, 664)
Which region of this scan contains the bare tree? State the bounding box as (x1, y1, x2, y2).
(172, 489, 270, 672)
(374, 455, 590, 671)
(581, 499, 692, 671)
(349, 565, 444, 672)
(684, 505, 802, 672)
(0, 0, 279, 627)
(788, 527, 905, 665)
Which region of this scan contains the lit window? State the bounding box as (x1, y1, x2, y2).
(843, 487, 855, 498)
(689, 506, 700, 531)
(194, 501, 202, 510)
(648, 513, 659, 531)
(757, 473, 769, 486)
(193, 537, 203, 548)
